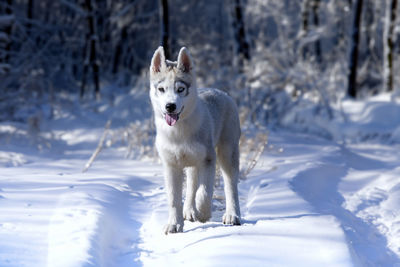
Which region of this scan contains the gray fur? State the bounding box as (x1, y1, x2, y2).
(149, 46, 241, 234)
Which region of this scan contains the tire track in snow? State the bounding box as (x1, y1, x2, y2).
(81, 176, 160, 267)
(290, 146, 400, 266)
(46, 159, 163, 267)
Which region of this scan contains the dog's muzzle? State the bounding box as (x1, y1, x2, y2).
(164, 106, 184, 126)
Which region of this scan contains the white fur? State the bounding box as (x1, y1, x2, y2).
(149, 46, 241, 234)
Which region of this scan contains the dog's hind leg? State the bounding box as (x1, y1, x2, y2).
(164, 164, 184, 234)
(183, 167, 198, 222)
(217, 142, 241, 225)
(195, 153, 216, 223)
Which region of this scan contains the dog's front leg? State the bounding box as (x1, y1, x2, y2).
(183, 167, 198, 222)
(195, 154, 216, 223)
(164, 164, 184, 234)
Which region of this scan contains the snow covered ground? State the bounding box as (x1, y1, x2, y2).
(0, 91, 400, 266)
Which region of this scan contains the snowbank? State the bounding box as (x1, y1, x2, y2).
(281, 93, 400, 144)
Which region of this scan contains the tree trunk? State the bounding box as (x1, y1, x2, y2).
(160, 0, 170, 59)
(301, 0, 310, 34)
(301, 0, 321, 63)
(81, 0, 100, 100)
(383, 0, 398, 92)
(112, 26, 127, 75)
(301, 0, 310, 59)
(232, 0, 250, 68)
(312, 0, 322, 64)
(347, 0, 364, 98)
(2, 0, 13, 66)
(26, 0, 33, 34)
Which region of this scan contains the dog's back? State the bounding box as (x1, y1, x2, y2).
(198, 88, 241, 148)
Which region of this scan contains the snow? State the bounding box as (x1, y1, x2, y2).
(281, 93, 400, 144)
(340, 159, 400, 258)
(140, 215, 350, 267)
(0, 91, 400, 266)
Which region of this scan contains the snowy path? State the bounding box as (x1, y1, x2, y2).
(0, 130, 399, 266)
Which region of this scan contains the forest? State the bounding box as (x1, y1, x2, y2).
(0, 0, 398, 124)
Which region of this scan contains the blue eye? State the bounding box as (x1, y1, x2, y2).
(177, 87, 185, 93)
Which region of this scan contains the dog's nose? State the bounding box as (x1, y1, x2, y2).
(165, 103, 176, 113)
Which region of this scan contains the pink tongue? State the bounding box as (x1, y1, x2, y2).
(165, 113, 179, 126)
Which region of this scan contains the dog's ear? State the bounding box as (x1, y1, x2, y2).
(150, 46, 166, 73)
(177, 47, 193, 73)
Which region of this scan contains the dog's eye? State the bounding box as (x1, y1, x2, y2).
(177, 87, 185, 93)
(158, 87, 165, 93)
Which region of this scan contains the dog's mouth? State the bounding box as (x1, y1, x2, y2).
(164, 107, 184, 126)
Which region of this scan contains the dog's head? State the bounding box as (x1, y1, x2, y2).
(149, 46, 197, 126)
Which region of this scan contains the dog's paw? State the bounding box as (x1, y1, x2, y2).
(222, 213, 241, 225)
(164, 223, 183, 235)
(183, 207, 197, 222)
(196, 211, 211, 223)
(195, 203, 212, 223)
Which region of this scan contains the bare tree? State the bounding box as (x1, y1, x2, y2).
(0, 0, 13, 73)
(383, 0, 398, 92)
(81, 0, 100, 100)
(231, 0, 250, 68)
(347, 0, 364, 98)
(112, 26, 128, 75)
(160, 0, 170, 59)
(312, 0, 321, 63)
(27, 0, 33, 35)
(301, 0, 322, 63)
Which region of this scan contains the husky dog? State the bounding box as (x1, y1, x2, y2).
(149, 46, 241, 234)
